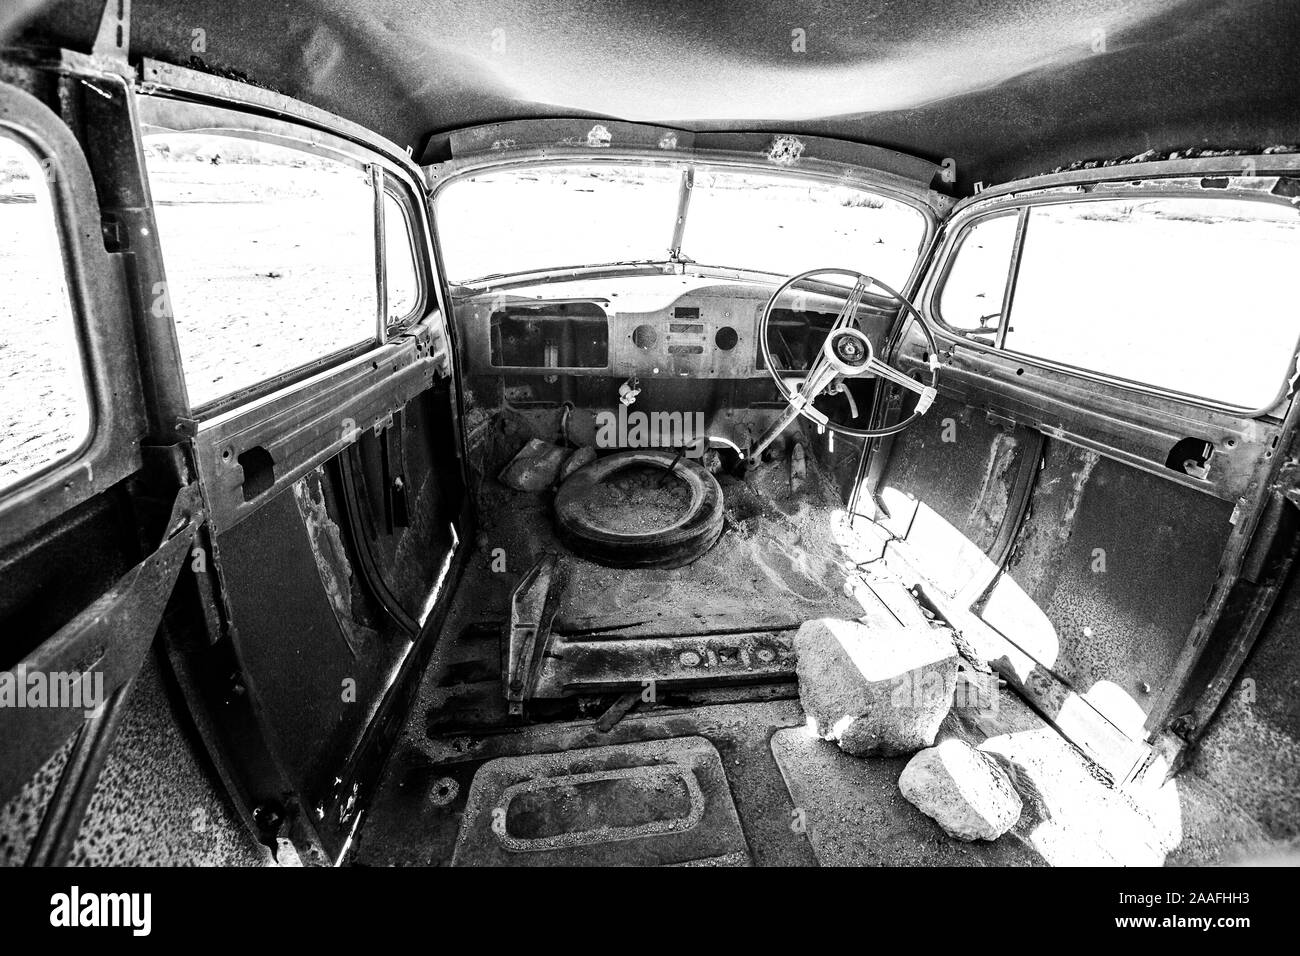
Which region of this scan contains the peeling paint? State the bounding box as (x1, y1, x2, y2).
(657, 132, 679, 150)
(587, 124, 612, 148)
(1058, 449, 1100, 540)
(292, 470, 362, 658)
(490, 138, 517, 150)
(768, 135, 804, 165)
(966, 430, 1019, 547)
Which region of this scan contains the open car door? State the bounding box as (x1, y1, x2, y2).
(0, 57, 199, 866)
(870, 154, 1300, 783)
(127, 61, 470, 863)
(2, 19, 468, 866)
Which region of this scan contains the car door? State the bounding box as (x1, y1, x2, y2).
(2, 42, 469, 866)
(0, 65, 202, 865)
(865, 155, 1300, 783)
(127, 60, 470, 863)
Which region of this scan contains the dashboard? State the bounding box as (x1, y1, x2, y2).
(454, 273, 895, 381)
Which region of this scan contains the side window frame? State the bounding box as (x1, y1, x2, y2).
(926, 189, 1300, 417)
(134, 94, 433, 419)
(0, 84, 146, 547)
(379, 176, 429, 334)
(929, 208, 1023, 341)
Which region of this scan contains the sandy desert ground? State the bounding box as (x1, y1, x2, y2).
(3, 152, 1298, 492)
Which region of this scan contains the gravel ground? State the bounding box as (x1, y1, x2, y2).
(1, 135, 377, 489)
(5, 153, 1298, 495)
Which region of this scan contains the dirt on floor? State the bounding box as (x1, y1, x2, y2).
(357, 411, 1297, 867)
(471, 424, 867, 634)
(574, 464, 694, 534)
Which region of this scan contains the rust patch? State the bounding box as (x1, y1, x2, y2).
(293, 469, 361, 658)
(1058, 449, 1100, 540)
(768, 135, 805, 165)
(965, 430, 1020, 550)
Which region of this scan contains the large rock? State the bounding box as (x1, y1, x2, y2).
(795, 617, 958, 756)
(898, 738, 1023, 841)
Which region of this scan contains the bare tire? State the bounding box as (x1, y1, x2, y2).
(553, 449, 724, 568)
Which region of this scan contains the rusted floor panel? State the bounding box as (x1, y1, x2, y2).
(450, 737, 748, 866)
(350, 700, 816, 866)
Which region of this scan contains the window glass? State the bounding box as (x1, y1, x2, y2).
(937, 213, 1016, 334)
(1003, 198, 1300, 408)
(383, 191, 419, 322)
(144, 132, 377, 409)
(0, 135, 89, 491)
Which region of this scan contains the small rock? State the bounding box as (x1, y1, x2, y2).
(795, 617, 958, 756)
(898, 738, 1022, 841)
(558, 446, 597, 483)
(499, 439, 570, 491)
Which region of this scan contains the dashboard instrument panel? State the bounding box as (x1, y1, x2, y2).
(458, 274, 895, 381)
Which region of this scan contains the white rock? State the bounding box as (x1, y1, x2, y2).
(795, 617, 958, 756)
(898, 738, 1023, 841)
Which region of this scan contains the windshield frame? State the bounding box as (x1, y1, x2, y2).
(428, 147, 945, 297)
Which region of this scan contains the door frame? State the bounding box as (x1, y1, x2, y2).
(890, 154, 1300, 780)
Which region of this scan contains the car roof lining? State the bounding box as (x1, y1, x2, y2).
(9, 0, 1299, 194)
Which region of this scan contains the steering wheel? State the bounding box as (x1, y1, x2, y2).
(752, 268, 941, 460)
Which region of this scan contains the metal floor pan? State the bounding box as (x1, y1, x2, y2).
(451, 736, 750, 866)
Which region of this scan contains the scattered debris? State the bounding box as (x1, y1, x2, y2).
(594, 690, 642, 732)
(1048, 144, 1298, 175)
(898, 738, 1023, 841)
(789, 441, 806, 494)
(554, 450, 724, 568)
(499, 438, 570, 491)
(558, 445, 596, 483)
(795, 617, 958, 756)
(428, 777, 460, 807)
(503, 553, 567, 718)
(618, 377, 641, 406)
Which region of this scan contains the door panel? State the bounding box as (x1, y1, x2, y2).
(0, 69, 203, 864)
(131, 70, 469, 860)
(874, 394, 1040, 602)
(871, 157, 1300, 780)
(219, 476, 386, 798)
(980, 447, 1232, 738)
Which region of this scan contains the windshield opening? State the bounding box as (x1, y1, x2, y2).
(680, 169, 926, 285)
(434, 162, 928, 287)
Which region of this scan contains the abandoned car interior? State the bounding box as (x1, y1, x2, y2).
(1, 0, 1298, 879)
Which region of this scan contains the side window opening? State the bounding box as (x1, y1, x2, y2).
(935, 212, 1017, 338)
(1003, 197, 1300, 410)
(0, 133, 89, 492)
(143, 131, 380, 412)
(383, 190, 420, 326)
(935, 195, 1300, 410)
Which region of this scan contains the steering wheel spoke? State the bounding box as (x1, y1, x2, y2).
(866, 356, 938, 414)
(754, 267, 942, 456)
